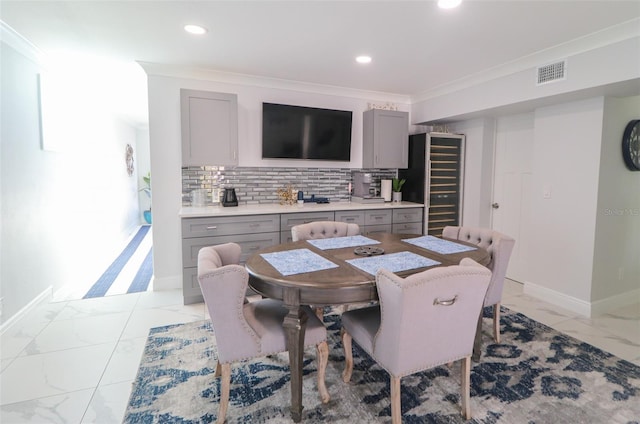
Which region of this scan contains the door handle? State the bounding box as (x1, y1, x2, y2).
(492, 203, 500, 209)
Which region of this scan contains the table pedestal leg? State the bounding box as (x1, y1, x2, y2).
(472, 310, 483, 362)
(283, 292, 307, 423)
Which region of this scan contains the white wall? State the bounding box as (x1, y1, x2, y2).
(592, 96, 640, 308)
(144, 69, 411, 290)
(526, 97, 605, 312)
(1, 29, 143, 325)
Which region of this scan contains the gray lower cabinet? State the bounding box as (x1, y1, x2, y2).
(181, 214, 280, 304)
(181, 206, 424, 304)
(392, 208, 423, 235)
(280, 211, 336, 243)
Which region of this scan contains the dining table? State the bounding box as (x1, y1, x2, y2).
(245, 232, 490, 422)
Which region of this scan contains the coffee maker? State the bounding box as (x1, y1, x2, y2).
(351, 172, 384, 203)
(222, 188, 238, 207)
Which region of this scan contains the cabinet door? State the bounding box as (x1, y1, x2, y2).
(363, 109, 408, 168)
(180, 89, 238, 166)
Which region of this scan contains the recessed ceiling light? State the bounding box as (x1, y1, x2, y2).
(184, 24, 208, 35)
(438, 0, 462, 9)
(356, 56, 372, 64)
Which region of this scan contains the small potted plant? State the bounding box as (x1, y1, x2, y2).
(139, 172, 152, 224)
(392, 177, 405, 202)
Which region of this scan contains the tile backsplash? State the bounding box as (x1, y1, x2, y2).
(182, 166, 397, 205)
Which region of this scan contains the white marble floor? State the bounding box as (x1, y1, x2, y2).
(1, 281, 639, 423)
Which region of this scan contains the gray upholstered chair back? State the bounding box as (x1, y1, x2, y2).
(341, 259, 491, 421)
(371, 260, 490, 375)
(442, 226, 515, 307)
(197, 243, 260, 362)
(291, 221, 360, 242)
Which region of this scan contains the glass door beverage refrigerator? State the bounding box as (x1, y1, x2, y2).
(398, 132, 465, 237)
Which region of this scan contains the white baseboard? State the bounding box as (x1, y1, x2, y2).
(523, 281, 592, 317)
(0, 286, 52, 335)
(151, 275, 181, 291)
(523, 282, 640, 318)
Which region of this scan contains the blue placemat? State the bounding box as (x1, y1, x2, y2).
(346, 251, 440, 276)
(402, 235, 477, 254)
(306, 235, 380, 250)
(260, 248, 339, 276)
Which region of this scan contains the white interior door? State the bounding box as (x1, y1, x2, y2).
(492, 114, 534, 283)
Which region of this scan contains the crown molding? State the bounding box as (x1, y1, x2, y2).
(0, 20, 44, 65)
(137, 61, 411, 104)
(410, 18, 640, 104)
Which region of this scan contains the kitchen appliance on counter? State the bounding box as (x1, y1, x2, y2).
(222, 187, 238, 207)
(351, 172, 384, 203)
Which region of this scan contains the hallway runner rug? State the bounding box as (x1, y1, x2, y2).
(83, 225, 153, 298)
(124, 307, 640, 423)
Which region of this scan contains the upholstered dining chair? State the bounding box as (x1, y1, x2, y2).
(341, 259, 491, 422)
(197, 243, 330, 424)
(442, 226, 515, 344)
(291, 220, 361, 317)
(291, 220, 360, 242)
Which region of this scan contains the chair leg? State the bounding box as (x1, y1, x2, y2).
(214, 361, 222, 377)
(217, 363, 231, 424)
(390, 376, 402, 424)
(341, 330, 353, 383)
(316, 341, 330, 403)
(460, 356, 471, 420)
(493, 303, 501, 343)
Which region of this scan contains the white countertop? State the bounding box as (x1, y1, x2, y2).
(179, 201, 424, 218)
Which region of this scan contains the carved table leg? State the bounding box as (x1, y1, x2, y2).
(283, 288, 307, 423)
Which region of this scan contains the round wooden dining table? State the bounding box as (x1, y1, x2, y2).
(245, 232, 490, 423)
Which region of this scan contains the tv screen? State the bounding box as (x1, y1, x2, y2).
(262, 103, 352, 161)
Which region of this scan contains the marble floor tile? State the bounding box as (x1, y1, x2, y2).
(576, 313, 640, 344)
(134, 289, 183, 309)
(550, 318, 640, 362)
(23, 312, 131, 355)
(81, 380, 133, 423)
(0, 388, 94, 424)
(55, 293, 140, 321)
(502, 294, 578, 327)
(0, 343, 115, 405)
(120, 307, 204, 340)
(100, 337, 147, 385)
(1, 302, 69, 360)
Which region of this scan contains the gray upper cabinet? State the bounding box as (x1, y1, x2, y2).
(362, 109, 409, 169)
(180, 89, 238, 166)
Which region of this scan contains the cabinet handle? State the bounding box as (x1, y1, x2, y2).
(346, 218, 354, 222)
(206, 226, 218, 230)
(233, 150, 237, 160)
(249, 223, 260, 228)
(248, 245, 260, 251)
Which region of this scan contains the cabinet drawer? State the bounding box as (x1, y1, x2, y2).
(392, 222, 423, 235)
(365, 210, 392, 226)
(334, 210, 365, 226)
(363, 224, 392, 235)
(182, 232, 281, 267)
(182, 214, 280, 238)
(392, 208, 423, 224)
(280, 211, 336, 231)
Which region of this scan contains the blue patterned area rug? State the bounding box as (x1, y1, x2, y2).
(124, 307, 640, 423)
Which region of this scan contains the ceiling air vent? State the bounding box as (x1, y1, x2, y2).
(537, 60, 566, 85)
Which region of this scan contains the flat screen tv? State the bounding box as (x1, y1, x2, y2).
(262, 103, 352, 161)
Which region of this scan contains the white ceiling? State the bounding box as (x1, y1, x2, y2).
(2, 0, 640, 124)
